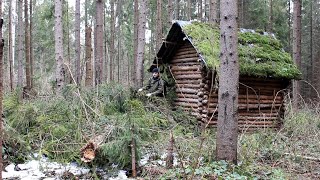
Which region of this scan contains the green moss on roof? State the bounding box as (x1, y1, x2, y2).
(181, 21, 301, 79)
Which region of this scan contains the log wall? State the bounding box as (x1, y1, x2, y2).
(201, 76, 288, 131)
(169, 41, 288, 131)
(171, 42, 203, 117)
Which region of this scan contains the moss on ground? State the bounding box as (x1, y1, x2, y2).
(181, 21, 301, 79)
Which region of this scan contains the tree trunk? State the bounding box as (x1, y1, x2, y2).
(133, 0, 139, 86)
(135, 0, 147, 88)
(209, 0, 217, 25)
(0, 4, 3, 179)
(55, 0, 65, 92)
(175, 0, 180, 20)
(156, 0, 162, 52)
(95, 0, 104, 85)
(267, 0, 273, 32)
(187, 0, 191, 20)
(292, 0, 301, 108)
(216, 0, 239, 164)
(109, 0, 115, 82)
(168, 0, 173, 27)
(65, 1, 71, 83)
(25, 0, 31, 93)
(116, 0, 123, 83)
(85, 27, 93, 86)
(30, 0, 34, 88)
(75, 0, 81, 85)
(17, 0, 24, 90)
(238, 0, 244, 28)
(198, 0, 203, 21)
(8, 0, 13, 91)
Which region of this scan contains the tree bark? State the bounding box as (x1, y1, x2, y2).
(168, 0, 173, 27)
(156, 0, 162, 52)
(133, 0, 139, 86)
(95, 0, 104, 85)
(135, 0, 147, 88)
(209, 0, 217, 25)
(175, 0, 180, 20)
(85, 27, 93, 86)
(216, 0, 239, 164)
(25, 0, 31, 92)
(30, 0, 34, 88)
(110, 0, 115, 82)
(187, 0, 191, 20)
(17, 0, 24, 90)
(116, 0, 123, 83)
(0, 5, 3, 179)
(292, 0, 301, 108)
(75, 0, 81, 85)
(198, 0, 203, 21)
(55, 0, 65, 92)
(267, 0, 273, 32)
(8, 0, 13, 91)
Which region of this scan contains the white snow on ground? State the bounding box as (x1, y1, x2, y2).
(2, 152, 179, 179)
(2, 156, 90, 179)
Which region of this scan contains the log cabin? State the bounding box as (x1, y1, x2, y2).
(149, 21, 301, 131)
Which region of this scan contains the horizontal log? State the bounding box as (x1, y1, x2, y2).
(174, 74, 202, 80)
(207, 99, 283, 104)
(176, 93, 198, 99)
(208, 94, 283, 100)
(172, 57, 201, 63)
(174, 98, 199, 103)
(173, 53, 199, 59)
(172, 71, 202, 75)
(175, 80, 202, 84)
(176, 88, 198, 94)
(207, 103, 283, 109)
(173, 102, 199, 108)
(175, 49, 197, 55)
(176, 84, 201, 89)
(171, 62, 201, 66)
(170, 66, 201, 71)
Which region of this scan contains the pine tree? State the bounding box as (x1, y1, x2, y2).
(95, 0, 104, 85)
(135, 0, 147, 87)
(216, 0, 239, 164)
(75, 0, 81, 85)
(292, 0, 301, 107)
(55, 0, 65, 92)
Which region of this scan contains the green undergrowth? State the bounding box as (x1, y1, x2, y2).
(2, 85, 319, 179)
(182, 21, 301, 79)
(2, 84, 196, 168)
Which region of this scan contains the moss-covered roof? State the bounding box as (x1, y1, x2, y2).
(181, 21, 301, 79)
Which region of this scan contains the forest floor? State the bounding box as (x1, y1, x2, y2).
(1, 85, 320, 179)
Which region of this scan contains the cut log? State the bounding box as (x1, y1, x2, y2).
(80, 135, 104, 163)
(171, 57, 200, 63)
